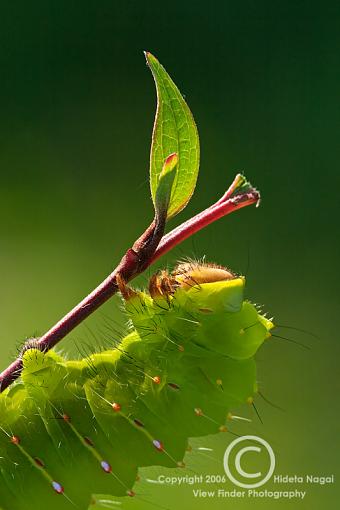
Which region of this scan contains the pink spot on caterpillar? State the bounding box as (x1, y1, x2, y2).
(194, 408, 203, 416)
(101, 460, 112, 473)
(152, 439, 163, 451)
(168, 382, 180, 390)
(84, 436, 94, 446)
(152, 376, 161, 384)
(10, 435, 20, 445)
(127, 490, 136, 497)
(111, 402, 121, 412)
(134, 419, 144, 427)
(34, 457, 45, 467)
(62, 414, 70, 422)
(52, 481, 64, 494)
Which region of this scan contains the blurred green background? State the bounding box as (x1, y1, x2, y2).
(0, 1, 339, 509)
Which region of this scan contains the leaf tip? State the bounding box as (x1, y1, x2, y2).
(144, 51, 158, 66)
(154, 153, 178, 220)
(164, 152, 178, 170)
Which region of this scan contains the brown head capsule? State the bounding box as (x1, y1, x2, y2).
(173, 261, 235, 289)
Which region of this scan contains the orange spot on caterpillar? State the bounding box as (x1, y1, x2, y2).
(127, 490, 136, 497)
(152, 376, 161, 384)
(194, 407, 203, 416)
(219, 425, 228, 432)
(10, 435, 20, 445)
(178, 345, 185, 352)
(62, 414, 70, 422)
(111, 402, 121, 412)
(177, 461, 185, 468)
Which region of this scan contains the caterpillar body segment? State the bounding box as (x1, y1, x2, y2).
(0, 263, 273, 509)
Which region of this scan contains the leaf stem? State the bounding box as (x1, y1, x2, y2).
(0, 177, 259, 392)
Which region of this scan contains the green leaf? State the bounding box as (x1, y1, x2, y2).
(154, 152, 178, 219)
(146, 52, 200, 219)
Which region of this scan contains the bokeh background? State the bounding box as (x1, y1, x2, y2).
(0, 1, 339, 509)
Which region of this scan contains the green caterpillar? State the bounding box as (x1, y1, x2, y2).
(0, 262, 273, 510)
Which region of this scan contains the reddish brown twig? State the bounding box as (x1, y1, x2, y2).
(150, 183, 259, 265)
(0, 175, 259, 392)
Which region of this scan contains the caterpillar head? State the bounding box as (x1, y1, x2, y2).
(173, 260, 236, 288)
(147, 261, 236, 298)
(120, 261, 273, 360)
